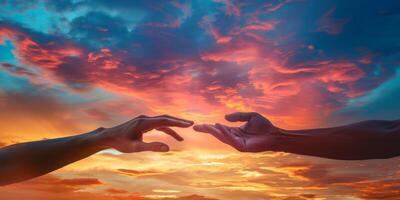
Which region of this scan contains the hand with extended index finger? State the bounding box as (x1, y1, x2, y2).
(95, 115, 193, 153)
(193, 112, 282, 152)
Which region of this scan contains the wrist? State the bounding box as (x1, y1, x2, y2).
(88, 127, 113, 151)
(269, 128, 291, 152)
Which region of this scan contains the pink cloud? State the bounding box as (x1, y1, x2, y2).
(88, 48, 120, 70)
(241, 20, 278, 32)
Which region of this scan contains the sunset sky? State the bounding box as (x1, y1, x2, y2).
(1, 0, 400, 199)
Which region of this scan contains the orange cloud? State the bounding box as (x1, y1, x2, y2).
(0, 141, 7, 147)
(0, 174, 220, 200)
(0, 26, 82, 69)
(347, 179, 400, 199)
(88, 48, 120, 70)
(117, 168, 164, 177)
(105, 188, 129, 194)
(0, 174, 101, 193)
(59, 177, 103, 186)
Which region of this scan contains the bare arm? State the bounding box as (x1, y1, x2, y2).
(194, 112, 400, 160)
(0, 115, 193, 185)
(278, 120, 400, 160)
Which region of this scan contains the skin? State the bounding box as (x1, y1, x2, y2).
(0, 114, 193, 186)
(194, 112, 400, 160)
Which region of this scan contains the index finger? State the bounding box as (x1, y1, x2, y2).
(156, 127, 184, 141)
(215, 123, 245, 151)
(139, 117, 193, 131)
(193, 124, 230, 145)
(154, 114, 193, 124)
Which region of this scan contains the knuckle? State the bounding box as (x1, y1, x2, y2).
(160, 118, 169, 123)
(135, 118, 146, 125)
(160, 114, 171, 118)
(136, 115, 148, 119)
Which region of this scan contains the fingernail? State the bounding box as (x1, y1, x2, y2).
(183, 121, 193, 126)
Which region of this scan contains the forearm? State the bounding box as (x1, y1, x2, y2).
(274, 120, 400, 160)
(0, 127, 108, 185)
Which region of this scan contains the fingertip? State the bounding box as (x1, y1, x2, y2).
(180, 120, 194, 127)
(224, 113, 235, 122)
(140, 142, 170, 152)
(193, 124, 203, 132)
(172, 116, 194, 125)
(160, 145, 169, 152)
(176, 135, 184, 141)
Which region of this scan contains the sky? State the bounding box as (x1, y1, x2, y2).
(0, 0, 400, 199)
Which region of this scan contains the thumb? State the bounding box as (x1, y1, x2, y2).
(225, 112, 257, 122)
(137, 142, 170, 152)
